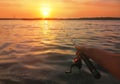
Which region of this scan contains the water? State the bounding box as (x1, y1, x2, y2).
(0, 20, 120, 84)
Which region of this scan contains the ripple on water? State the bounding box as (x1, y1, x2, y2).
(0, 20, 120, 84)
(0, 43, 12, 50)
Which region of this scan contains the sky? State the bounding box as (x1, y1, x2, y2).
(0, 0, 120, 18)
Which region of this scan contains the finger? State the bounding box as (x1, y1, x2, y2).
(75, 46, 85, 51)
(75, 46, 81, 50)
(76, 50, 79, 56)
(76, 50, 81, 56)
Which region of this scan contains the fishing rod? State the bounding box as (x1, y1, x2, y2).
(64, 29, 101, 79)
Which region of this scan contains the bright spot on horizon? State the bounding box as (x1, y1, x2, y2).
(40, 6, 51, 17)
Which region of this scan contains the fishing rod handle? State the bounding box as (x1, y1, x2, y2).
(80, 53, 101, 79)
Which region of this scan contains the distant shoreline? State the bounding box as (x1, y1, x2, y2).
(0, 17, 120, 20)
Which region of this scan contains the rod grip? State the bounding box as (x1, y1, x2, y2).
(80, 53, 101, 79)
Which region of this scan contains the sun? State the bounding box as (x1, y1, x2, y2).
(40, 7, 51, 17)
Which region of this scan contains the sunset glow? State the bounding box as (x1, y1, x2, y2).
(40, 6, 51, 17)
(0, 0, 120, 18)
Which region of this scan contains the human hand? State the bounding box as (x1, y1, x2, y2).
(75, 46, 86, 56)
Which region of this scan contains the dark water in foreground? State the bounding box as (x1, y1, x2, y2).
(0, 20, 120, 84)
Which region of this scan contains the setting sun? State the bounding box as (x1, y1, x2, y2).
(40, 6, 51, 17)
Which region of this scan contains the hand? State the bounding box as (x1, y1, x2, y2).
(75, 46, 86, 57)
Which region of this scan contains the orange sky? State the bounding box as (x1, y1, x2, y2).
(0, 0, 120, 18)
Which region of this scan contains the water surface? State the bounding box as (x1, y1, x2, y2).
(0, 20, 120, 84)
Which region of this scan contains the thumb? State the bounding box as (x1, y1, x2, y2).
(75, 46, 85, 51)
(75, 46, 81, 50)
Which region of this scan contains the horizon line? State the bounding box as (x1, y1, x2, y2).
(0, 17, 120, 20)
